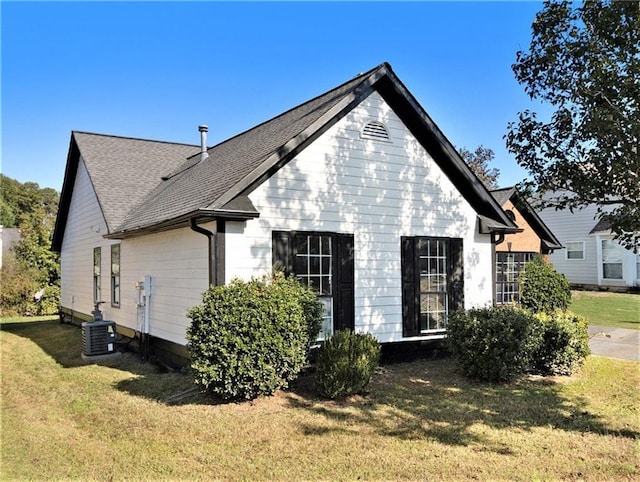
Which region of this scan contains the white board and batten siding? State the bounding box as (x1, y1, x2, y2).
(226, 91, 495, 344)
(60, 156, 211, 346)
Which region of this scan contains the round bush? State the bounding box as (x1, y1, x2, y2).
(186, 274, 322, 400)
(532, 310, 590, 375)
(446, 307, 543, 383)
(316, 330, 381, 399)
(519, 256, 571, 313)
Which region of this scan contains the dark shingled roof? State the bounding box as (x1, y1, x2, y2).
(589, 218, 612, 234)
(52, 133, 200, 250)
(74, 132, 201, 231)
(53, 62, 520, 250)
(490, 187, 516, 207)
(114, 65, 384, 235)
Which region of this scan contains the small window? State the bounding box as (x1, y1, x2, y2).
(111, 244, 121, 307)
(361, 120, 390, 141)
(565, 242, 584, 260)
(93, 247, 101, 303)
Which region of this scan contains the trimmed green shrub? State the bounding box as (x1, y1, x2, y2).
(446, 307, 543, 383)
(186, 273, 322, 401)
(316, 330, 381, 399)
(532, 310, 590, 375)
(519, 256, 571, 313)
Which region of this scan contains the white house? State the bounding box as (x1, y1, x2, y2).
(52, 63, 518, 364)
(538, 202, 639, 290)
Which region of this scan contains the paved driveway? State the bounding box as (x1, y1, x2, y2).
(588, 325, 639, 361)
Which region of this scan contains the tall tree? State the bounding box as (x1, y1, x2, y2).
(0, 175, 60, 315)
(506, 0, 639, 249)
(458, 145, 500, 189)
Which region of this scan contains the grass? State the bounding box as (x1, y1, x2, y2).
(570, 290, 640, 329)
(2, 317, 639, 481)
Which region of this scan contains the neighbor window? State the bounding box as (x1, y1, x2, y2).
(495, 252, 535, 305)
(93, 247, 101, 303)
(401, 237, 464, 337)
(602, 240, 623, 279)
(565, 242, 585, 260)
(111, 244, 120, 307)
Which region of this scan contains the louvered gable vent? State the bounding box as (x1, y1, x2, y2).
(361, 120, 390, 141)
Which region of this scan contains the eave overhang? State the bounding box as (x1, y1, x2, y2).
(104, 205, 259, 240)
(478, 215, 523, 235)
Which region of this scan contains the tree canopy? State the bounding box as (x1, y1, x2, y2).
(506, 0, 639, 249)
(0, 174, 60, 315)
(458, 145, 500, 189)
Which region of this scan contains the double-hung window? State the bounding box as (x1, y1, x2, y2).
(273, 231, 354, 339)
(401, 237, 464, 337)
(601, 240, 623, 279)
(565, 242, 585, 260)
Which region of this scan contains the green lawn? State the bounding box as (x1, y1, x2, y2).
(570, 290, 640, 329)
(1, 317, 638, 481)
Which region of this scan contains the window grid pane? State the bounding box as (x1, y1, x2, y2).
(495, 252, 534, 304)
(419, 239, 448, 332)
(295, 235, 332, 296)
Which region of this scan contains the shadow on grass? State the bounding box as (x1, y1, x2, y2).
(285, 358, 639, 451)
(0, 318, 213, 404)
(4, 318, 639, 445)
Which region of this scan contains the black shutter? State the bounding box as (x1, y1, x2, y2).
(272, 231, 293, 276)
(335, 234, 355, 331)
(401, 236, 420, 337)
(449, 238, 464, 312)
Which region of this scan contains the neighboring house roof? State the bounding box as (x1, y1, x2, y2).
(589, 218, 612, 234)
(53, 62, 518, 251)
(491, 186, 563, 251)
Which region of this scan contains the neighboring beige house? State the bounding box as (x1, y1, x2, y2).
(52, 63, 518, 364)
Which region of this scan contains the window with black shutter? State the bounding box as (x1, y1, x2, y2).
(401, 236, 464, 337)
(272, 231, 354, 339)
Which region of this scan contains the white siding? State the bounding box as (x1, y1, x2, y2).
(539, 203, 637, 287)
(539, 203, 600, 285)
(226, 92, 494, 343)
(118, 225, 211, 345)
(60, 158, 211, 345)
(60, 159, 117, 318)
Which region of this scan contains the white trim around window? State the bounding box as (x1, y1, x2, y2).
(565, 241, 585, 260)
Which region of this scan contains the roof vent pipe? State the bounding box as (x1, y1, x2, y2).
(198, 125, 209, 162)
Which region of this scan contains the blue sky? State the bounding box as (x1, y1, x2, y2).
(2, 1, 547, 191)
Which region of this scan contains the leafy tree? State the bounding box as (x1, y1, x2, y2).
(458, 145, 500, 189)
(0, 175, 60, 315)
(506, 0, 639, 250)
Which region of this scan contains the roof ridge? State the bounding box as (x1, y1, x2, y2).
(162, 63, 389, 182)
(72, 130, 200, 148)
(203, 63, 387, 153)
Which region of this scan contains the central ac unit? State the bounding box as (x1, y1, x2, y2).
(82, 320, 117, 356)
